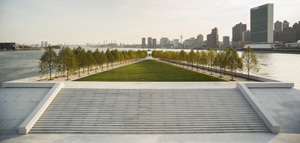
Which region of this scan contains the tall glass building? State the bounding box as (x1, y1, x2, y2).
(250, 3, 274, 43)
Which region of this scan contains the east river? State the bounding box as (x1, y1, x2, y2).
(0, 47, 299, 89)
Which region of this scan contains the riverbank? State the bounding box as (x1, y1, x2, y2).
(0, 47, 299, 89)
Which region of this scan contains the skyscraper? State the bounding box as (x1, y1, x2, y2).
(147, 37, 152, 48)
(207, 34, 212, 48)
(194, 34, 203, 48)
(242, 30, 251, 42)
(250, 3, 274, 43)
(142, 38, 146, 48)
(152, 38, 156, 48)
(41, 41, 48, 48)
(283, 20, 290, 31)
(160, 37, 170, 48)
(223, 36, 230, 47)
(274, 21, 282, 32)
(232, 23, 247, 43)
(173, 39, 179, 48)
(274, 21, 282, 42)
(211, 27, 219, 48)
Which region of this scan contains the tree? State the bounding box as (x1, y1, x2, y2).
(195, 50, 201, 71)
(123, 51, 129, 64)
(93, 48, 101, 72)
(65, 47, 77, 80)
(200, 50, 208, 73)
(242, 46, 259, 80)
(105, 49, 113, 68)
(100, 51, 108, 71)
(57, 47, 68, 76)
(234, 56, 243, 77)
(188, 49, 195, 69)
(128, 50, 135, 62)
(179, 50, 186, 67)
(73, 46, 86, 77)
(207, 48, 215, 75)
(214, 50, 226, 77)
(86, 50, 96, 75)
(226, 47, 239, 81)
(111, 49, 120, 66)
(39, 46, 57, 80)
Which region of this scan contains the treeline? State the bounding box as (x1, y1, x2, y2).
(39, 47, 148, 80)
(152, 47, 258, 80)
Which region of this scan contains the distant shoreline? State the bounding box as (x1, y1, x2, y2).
(0, 48, 41, 51)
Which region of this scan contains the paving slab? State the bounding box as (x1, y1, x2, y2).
(0, 88, 50, 135)
(250, 88, 300, 133)
(0, 133, 300, 143)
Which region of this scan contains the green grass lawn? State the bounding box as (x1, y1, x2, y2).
(75, 60, 224, 81)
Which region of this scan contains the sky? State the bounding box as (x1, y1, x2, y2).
(0, 0, 299, 45)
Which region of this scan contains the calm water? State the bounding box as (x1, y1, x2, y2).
(0, 47, 299, 89)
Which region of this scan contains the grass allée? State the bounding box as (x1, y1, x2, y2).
(75, 60, 224, 82)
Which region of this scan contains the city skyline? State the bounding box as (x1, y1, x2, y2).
(0, 0, 300, 45)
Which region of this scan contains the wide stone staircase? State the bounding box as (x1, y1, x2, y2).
(30, 88, 269, 133)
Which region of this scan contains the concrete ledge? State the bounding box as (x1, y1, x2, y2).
(18, 82, 64, 134)
(65, 82, 237, 89)
(237, 83, 280, 133)
(2, 82, 56, 88)
(244, 82, 294, 88)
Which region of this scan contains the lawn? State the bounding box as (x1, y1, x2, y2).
(75, 60, 224, 81)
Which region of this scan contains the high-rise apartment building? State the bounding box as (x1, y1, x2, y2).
(142, 38, 146, 48)
(160, 37, 170, 48)
(183, 37, 195, 49)
(41, 41, 48, 48)
(194, 34, 204, 48)
(152, 38, 156, 48)
(147, 37, 152, 48)
(250, 3, 274, 43)
(242, 30, 251, 42)
(211, 28, 219, 48)
(232, 22, 247, 42)
(173, 39, 179, 48)
(274, 21, 282, 32)
(207, 34, 212, 48)
(223, 36, 230, 47)
(283, 20, 290, 31)
(274, 21, 282, 42)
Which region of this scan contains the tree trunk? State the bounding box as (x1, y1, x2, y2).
(248, 69, 250, 80)
(235, 68, 237, 77)
(210, 63, 213, 75)
(231, 67, 234, 81)
(248, 51, 250, 80)
(219, 66, 222, 77)
(78, 68, 81, 77)
(50, 69, 52, 80)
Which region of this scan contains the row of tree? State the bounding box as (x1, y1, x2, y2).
(152, 47, 258, 80)
(39, 47, 148, 80)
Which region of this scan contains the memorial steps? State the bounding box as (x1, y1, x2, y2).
(30, 88, 269, 134)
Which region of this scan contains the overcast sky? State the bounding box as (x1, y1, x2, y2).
(0, 0, 299, 45)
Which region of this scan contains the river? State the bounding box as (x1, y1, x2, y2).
(0, 47, 299, 89)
